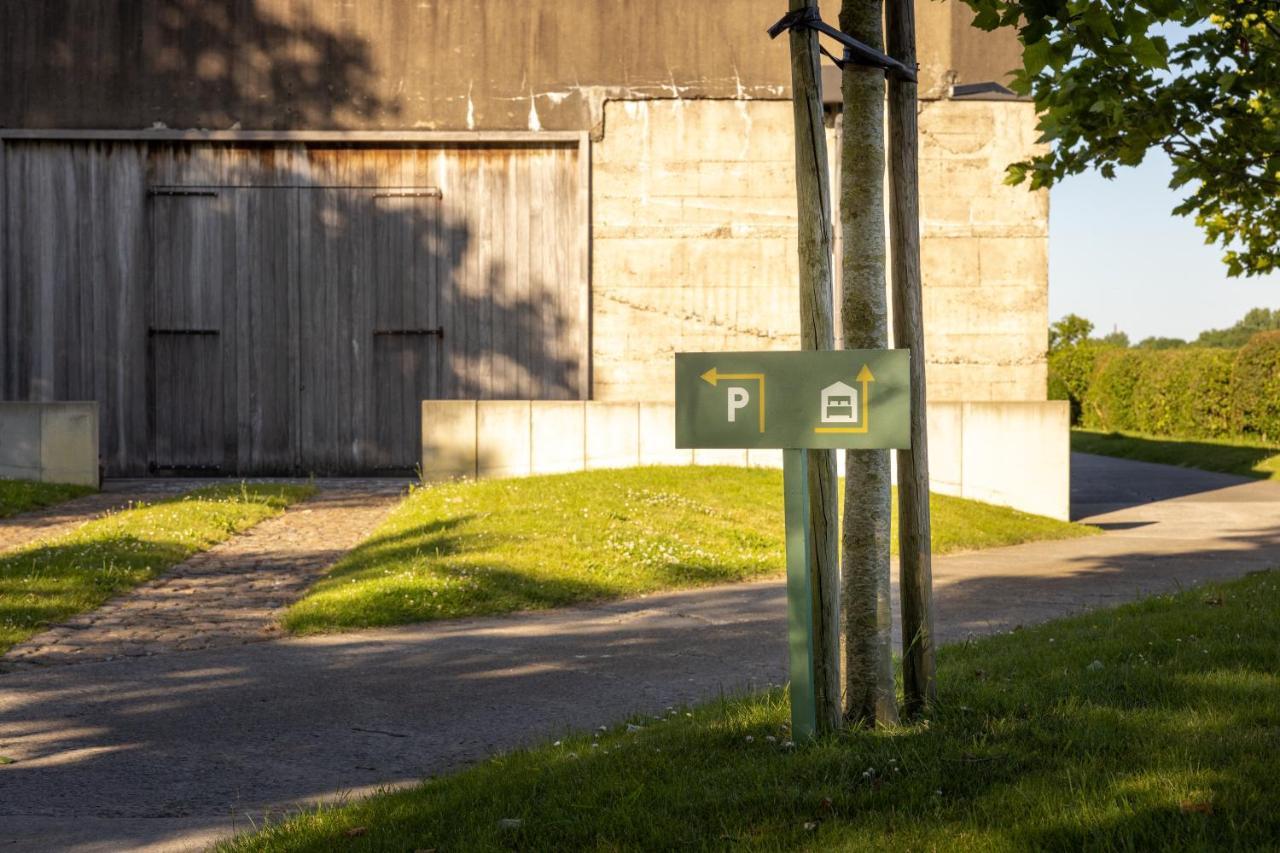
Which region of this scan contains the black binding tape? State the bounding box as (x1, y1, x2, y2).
(768, 7, 917, 82)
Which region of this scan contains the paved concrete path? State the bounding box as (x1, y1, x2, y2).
(1, 455, 1278, 852)
(2, 487, 403, 670)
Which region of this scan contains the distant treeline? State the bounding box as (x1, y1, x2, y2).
(1134, 307, 1280, 350)
(1048, 311, 1280, 441)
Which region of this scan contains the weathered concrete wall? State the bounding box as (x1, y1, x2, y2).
(919, 99, 1050, 401)
(421, 399, 1070, 519)
(0, 402, 100, 487)
(1, 0, 1017, 132)
(591, 97, 1048, 405)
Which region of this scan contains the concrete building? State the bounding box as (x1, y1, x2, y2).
(0, 0, 1063, 512)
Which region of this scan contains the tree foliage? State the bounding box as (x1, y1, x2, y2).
(1048, 312, 1094, 352)
(1194, 306, 1280, 346)
(961, 0, 1280, 277)
(1136, 335, 1189, 349)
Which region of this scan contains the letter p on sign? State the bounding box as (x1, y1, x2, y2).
(726, 386, 750, 422)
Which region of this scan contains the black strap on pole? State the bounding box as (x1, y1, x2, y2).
(767, 6, 917, 82)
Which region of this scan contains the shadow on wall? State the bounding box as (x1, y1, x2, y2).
(4, 0, 585, 475)
(145, 150, 583, 474)
(8, 0, 401, 129)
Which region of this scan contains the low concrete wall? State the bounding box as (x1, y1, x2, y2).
(422, 399, 1070, 519)
(927, 401, 1070, 520)
(0, 402, 100, 487)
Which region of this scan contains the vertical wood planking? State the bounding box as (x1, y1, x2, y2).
(2, 138, 590, 475)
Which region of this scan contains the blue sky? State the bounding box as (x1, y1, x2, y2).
(1049, 152, 1280, 341)
(1046, 18, 1280, 342)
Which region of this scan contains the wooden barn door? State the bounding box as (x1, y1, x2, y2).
(147, 191, 228, 473)
(369, 190, 442, 471)
(296, 185, 442, 473)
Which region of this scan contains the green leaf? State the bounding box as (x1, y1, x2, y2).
(1024, 39, 1053, 77)
(1129, 34, 1167, 69)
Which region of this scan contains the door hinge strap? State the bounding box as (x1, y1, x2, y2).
(373, 327, 444, 337)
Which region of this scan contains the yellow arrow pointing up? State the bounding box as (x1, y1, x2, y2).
(856, 363, 874, 429)
(700, 367, 766, 432)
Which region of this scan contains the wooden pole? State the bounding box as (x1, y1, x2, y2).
(886, 0, 936, 716)
(838, 0, 898, 727)
(783, 0, 842, 735)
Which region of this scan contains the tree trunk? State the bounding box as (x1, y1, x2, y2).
(886, 0, 936, 718)
(784, 0, 842, 735)
(838, 0, 898, 727)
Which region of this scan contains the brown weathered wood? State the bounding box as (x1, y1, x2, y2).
(887, 0, 936, 717)
(839, 0, 899, 728)
(783, 0, 843, 736)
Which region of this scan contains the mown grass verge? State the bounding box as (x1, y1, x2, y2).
(0, 478, 96, 519)
(1073, 428, 1280, 480)
(226, 569, 1280, 852)
(0, 483, 314, 652)
(282, 466, 1096, 635)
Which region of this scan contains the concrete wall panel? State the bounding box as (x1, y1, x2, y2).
(477, 402, 532, 478)
(959, 401, 1071, 520)
(638, 403, 691, 466)
(531, 402, 586, 474)
(585, 403, 640, 470)
(421, 400, 477, 481)
(0, 402, 99, 487)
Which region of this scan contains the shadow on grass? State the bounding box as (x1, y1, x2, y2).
(0, 485, 311, 652)
(218, 571, 1280, 851)
(1073, 430, 1280, 480)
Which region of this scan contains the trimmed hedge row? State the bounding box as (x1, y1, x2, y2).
(1049, 331, 1280, 441)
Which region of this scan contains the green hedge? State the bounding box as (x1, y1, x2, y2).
(1047, 343, 1108, 424)
(1058, 334, 1280, 441)
(1232, 331, 1280, 441)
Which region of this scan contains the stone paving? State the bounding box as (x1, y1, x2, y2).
(1, 483, 407, 671)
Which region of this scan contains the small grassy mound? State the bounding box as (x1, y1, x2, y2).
(227, 570, 1280, 852)
(1073, 429, 1280, 480)
(0, 478, 96, 519)
(0, 483, 314, 652)
(282, 466, 1095, 634)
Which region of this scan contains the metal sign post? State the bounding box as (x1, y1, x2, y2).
(675, 349, 910, 740)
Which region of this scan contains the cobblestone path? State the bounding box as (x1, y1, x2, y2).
(1, 485, 405, 670)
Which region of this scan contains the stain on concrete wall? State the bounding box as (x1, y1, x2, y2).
(1, 0, 1019, 131)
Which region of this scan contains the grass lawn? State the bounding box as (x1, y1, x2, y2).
(1073, 428, 1280, 480)
(282, 466, 1096, 635)
(0, 483, 314, 653)
(0, 478, 96, 519)
(226, 569, 1280, 852)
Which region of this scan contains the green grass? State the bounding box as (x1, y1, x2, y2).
(282, 466, 1096, 635)
(0, 478, 96, 519)
(226, 570, 1280, 852)
(1073, 428, 1280, 480)
(0, 483, 314, 652)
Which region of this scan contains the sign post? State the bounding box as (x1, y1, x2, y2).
(675, 349, 910, 740)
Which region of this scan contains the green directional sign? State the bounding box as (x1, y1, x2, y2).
(674, 350, 910, 450)
(674, 349, 911, 742)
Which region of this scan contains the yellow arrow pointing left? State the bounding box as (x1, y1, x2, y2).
(701, 368, 766, 432)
